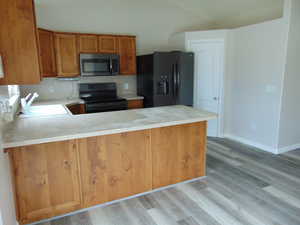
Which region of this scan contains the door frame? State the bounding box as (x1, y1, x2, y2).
(187, 39, 225, 137)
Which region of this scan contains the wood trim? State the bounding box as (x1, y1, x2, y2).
(52, 31, 136, 38)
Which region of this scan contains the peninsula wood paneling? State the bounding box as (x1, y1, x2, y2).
(9, 140, 82, 225)
(38, 29, 57, 77)
(151, 122, 207, 189)
(0, 0, 41, 84)
(78, 130, 152, 208)
(54, 33, 79, 77)
(8, 122, 206, 224)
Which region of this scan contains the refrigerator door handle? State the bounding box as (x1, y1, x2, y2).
(172, 64, 176, 96)
(176, 63, 180, 97)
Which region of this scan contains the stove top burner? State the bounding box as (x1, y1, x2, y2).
(79, 82, 128, 113)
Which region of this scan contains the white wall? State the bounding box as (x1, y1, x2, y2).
(226, 19, 288, 151)
(34, 0, 215, 55)
(169, 16, 290, 153)
(0, 135, 17, 225)
(278, 0, 300, 150)
(0, 86, 18, 225)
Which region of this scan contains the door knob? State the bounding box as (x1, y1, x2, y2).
(213, 97, 218, 100)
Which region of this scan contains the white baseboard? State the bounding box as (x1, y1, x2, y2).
(223, 134, 277, 154)
(277, 143, 300, 154)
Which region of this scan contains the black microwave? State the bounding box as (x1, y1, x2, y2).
(80, 53, 120, 76)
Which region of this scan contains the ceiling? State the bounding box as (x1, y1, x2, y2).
(35, 0, 284, 29)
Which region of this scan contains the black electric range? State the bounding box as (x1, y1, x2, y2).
(79, 83, 128, 113)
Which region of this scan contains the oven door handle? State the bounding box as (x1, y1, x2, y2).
(110, 57, 113, 74)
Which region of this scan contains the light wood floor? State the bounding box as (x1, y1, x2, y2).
(38, 138, 300, 225)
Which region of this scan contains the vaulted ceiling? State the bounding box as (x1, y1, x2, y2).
(34, 0, 284, 54)
(35, 0, 284, 29)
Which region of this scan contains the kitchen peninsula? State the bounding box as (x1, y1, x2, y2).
(3, 105, 216, 225)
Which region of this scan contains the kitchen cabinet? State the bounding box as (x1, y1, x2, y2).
(9, 140, 82, 225)
(7, 122, 206, 225)
(38, 29, 57, 77)
(151, 122, 207, 188)
(0, 0, 41, 85)
(118, 37, 137, 75)
(78, 34, 98, 53)
(66, 103, 86, 115)
(78, 130, 152, 208)
(127, 99, 144, 109)
(54, 33, 80, 77)
(98, 35, 118, 53)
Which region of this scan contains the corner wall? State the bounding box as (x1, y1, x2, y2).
(225, 18, 288, 152)
(278, 0, 300, 152)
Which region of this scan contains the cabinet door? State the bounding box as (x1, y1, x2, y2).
(54, 33, 79, 77)
(78, 35, 98, 53)
(9, 140, 82, 225)
(78, 130, 152, 208)
(127, 99, 144, 109)
(38, 29, 57, 77)
(0, 0, 41, 85)
(118, 37, 137, 75)
(151, 122, 207, 189)
(98, 35, 118, 53)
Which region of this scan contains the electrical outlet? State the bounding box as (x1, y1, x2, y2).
(250, 123, 257, 131)
(123, 83, 129, 90)
(265, 85, 276, 93)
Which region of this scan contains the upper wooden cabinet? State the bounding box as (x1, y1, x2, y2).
(38, 29, 57, 77)
(0, 0, 41, 85)
(98, 35, 118, 53)
(54, 33, 80, 77)
(118, 37, 137, 75)
(38, 30, 137, 77)
(78, 34, 98, 53)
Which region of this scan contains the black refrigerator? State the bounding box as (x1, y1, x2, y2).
(137, 51, 194, 107)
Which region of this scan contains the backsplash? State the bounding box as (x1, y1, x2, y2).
(20, 76, 137, 100)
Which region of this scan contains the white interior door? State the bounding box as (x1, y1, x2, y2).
(189, 40, 224, 137)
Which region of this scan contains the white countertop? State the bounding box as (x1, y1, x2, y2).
(3, 105, 217, 149)
(119, 94, 144, 100)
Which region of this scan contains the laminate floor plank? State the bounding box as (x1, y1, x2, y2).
(164, 188, 221, 225)
(36, 138, 300, 225)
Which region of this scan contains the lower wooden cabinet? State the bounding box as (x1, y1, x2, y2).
(8, 122, 206, 224)
(151, 122, 207, 188)
(78, 130, 152, 208)
(9, 140, 82, 225)
(127, 99, 144, 109)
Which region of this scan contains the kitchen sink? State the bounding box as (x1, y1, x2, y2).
(19, 104, 69, 118)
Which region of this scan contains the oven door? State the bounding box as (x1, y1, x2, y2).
(80, 54, 119, 76)
(85, 101, 128, 113)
